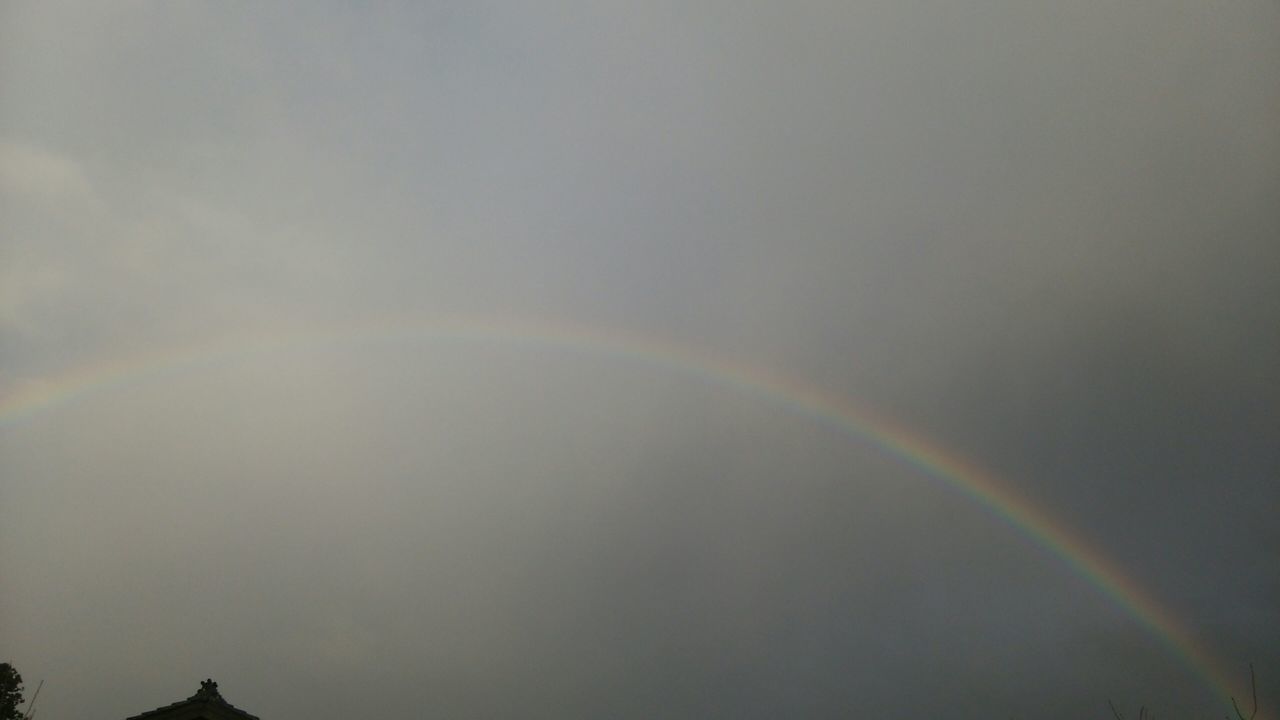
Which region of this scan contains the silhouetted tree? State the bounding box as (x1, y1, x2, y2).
(0, 663, 23, 720)
(1107, 664, 1260, 720)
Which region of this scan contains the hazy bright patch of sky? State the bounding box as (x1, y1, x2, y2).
(2, 3, 1278, 719)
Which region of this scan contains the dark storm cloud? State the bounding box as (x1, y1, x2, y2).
(2, 2, 1278, 720)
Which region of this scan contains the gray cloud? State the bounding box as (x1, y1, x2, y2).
(3, 2, 1277, 719)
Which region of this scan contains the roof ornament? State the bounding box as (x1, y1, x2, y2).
(192, 680, 222, 702)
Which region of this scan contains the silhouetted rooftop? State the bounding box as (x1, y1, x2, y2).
(124, 680, 260, 720)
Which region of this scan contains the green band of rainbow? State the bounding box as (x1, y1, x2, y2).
(0, 314, 1255, 715)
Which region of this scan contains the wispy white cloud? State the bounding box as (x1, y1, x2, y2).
(0, 140, 96, 203)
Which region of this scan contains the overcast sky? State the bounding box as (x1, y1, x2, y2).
(2, 3, 1278, 719)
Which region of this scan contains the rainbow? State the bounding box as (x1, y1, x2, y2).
(0, 313, 1255, 714)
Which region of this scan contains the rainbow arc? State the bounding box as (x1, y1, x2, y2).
(0, 313, 1256, 716)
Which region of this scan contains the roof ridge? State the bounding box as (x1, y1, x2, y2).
(123, 680, 260, 720)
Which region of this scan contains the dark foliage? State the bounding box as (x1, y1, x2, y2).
(0, 664, 23, 720)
